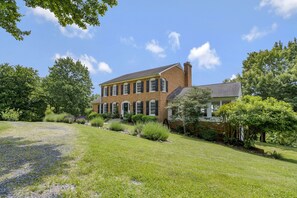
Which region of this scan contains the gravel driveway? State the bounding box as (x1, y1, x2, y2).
(0, 122, 77, 198)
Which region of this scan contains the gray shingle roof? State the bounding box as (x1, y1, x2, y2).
(100, 63, 181, 85)
(167, 82, 242, 101)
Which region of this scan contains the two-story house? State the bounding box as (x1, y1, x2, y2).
(92, 62, 192, 122)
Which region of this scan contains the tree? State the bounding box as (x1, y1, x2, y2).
(167, 87, 211, 134)
(0, 0, 118, 40)
(217, 96, 297, 148)
(0, 63, 46, 121)
(241, 39, 297, 111)
(43, 57, 93, 116)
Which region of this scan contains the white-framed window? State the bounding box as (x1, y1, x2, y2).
(136, 101, 142, 114)
(103, 103, 108, 113)
(149, 100, 156, 116)
(150, 78, 156, 92)
(103, 86, 107, 97)
(112, 102, 117, 114)
(123, 83, 128, 95)
(112, 85, 117, 96)
(136, 81, 142, 93)
(161, 78, 166, 92)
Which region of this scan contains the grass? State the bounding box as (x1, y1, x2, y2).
(0, 121, 11, 133)
(1, 122, 297, 197)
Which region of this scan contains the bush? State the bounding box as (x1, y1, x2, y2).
(88, 112, 100, 120)
(76, 117, 86, 124)
(90, 117, 104, 127)
(142, 115, 157, 123)
(45, 105, 55, 115)
(132, 114, 144, 123)
(141, 122, 170, 141)
(1, 108, 21, 121)
(84, 108, 93, 116)
(200, 128, 217, 141)
(63, 114, 75, 124)
(109, 122, 124, 131)
(267, 150, 283, 159)
(123, 113, 133, 122)
(43, 113, 74, 124)
(101, 113, 112, 121)
(55, 113, 69, 122)
(131, 123, 143, 136)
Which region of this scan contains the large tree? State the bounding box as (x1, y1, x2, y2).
(241, 39, 297, 111)
(167, 87, 211, 134)
(0, 63, 46, 121)
(0, 0, 118, 40)
(43, 57, 93, 116)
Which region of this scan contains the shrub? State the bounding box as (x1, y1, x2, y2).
(43, 113, 74, 124)
(63, 114, 75, 124)
(88, 112, 100, 120)
(55, 113, 69, 122)
(131, 123, 143, 136)
(45, 105, 55, 115)
(123, 113, 133, 122)
(1, 108, 21, 121)
(132, 114, 144, 123)
(101, 113, 112, 121)
(142, 115, 157, 123)
(76, 117, 86, 124)
(267, 150, 283, 159)
(200, 128, 217, 141)
(84, 108, 93, 116)
(90, 117, 104, 127)
(44, 113, 56, 122)
(109, 122, 124, 131)
(141, 122, 170, 141)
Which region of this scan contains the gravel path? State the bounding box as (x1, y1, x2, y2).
(0, 122, 77, 198)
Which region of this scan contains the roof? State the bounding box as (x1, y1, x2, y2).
(100, 63, 181, 85)
(91, 97, 101, 104)
(167, 82, 242, 101)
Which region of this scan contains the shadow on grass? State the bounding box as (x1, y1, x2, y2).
(0, 136, 73, 196)
(256, 142, 297, 152)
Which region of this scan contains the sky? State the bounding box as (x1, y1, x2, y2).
(1, 0, 297, 94)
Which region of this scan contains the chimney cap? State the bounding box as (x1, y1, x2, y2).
(184, 61, 192, 67)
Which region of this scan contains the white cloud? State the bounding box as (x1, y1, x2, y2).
(259, 0, 297, 18)
(168, 31, 181, 50)
(53, 52, 112, 74)
(98, 62, 112, 73)
(242, 23, 277, 42)
(30, 7, 93, 39)
(187, 42, 221, 69)
(120, 36, 138, 48)
(230, 74, 237, 80)
(145, 40, 166, 58)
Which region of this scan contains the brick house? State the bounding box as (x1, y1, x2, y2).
(92, 62, 241, 122)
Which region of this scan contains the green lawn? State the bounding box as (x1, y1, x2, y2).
(0, 121, 11, 133)
(60, 124, 297, 197)
(1, 122, 297, 197)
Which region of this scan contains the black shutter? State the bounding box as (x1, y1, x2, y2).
(133, 83, 136, 93)
(121, 85, 123, 95)
(140, 101, 143, 114)
(155, 100, 158, 116)
(101, 87, 103, 96)
(110, 103, 112, 113)
(127, 83, 130, 94)
(166, 80, 168, 92)
(133, 102, 136, 114)
(116, 85, 118, 95)
(146, 101, 149, 115)
(141, 81, 144, 93)
(155, 79, 158, 91)
(110, 86, 113, 95)
(146, 80, 149, 92)
(160, 79, 164, 91)
(97, 105, 100, 113)
(101, 104, 103, 114)
(107, 87, 109, 96)
(106, 103, 109, 112)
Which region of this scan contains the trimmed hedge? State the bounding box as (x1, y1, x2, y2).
(131, 114, 157, 123)
(141, 122, 170, 141)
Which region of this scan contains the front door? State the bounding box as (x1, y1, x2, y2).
(122, 102, 130, 117)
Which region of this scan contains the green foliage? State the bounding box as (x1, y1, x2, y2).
(90, 117, 104, 127)
(200, 128, 218, 141)
(141, 122, 170, 141)
(43, 57, 93, 116)
(123, 113, 133, 122)
(132, 123, 143, 136)
(101, 113, 112, 121)
(63, 115, 75, 124)
(0, 63, 47, 121)
(1, 108, 21, 121)
(45, 105, 55, 115)
(217, 95, 297, 148)
(43, 113, 73, 123)
(131, 114, 157, 123)
(88, 112, 100, 120)
(241, 39, 297, 111)
(76, 117, 86, 124)
(84, 108, 93, 116)
(132, 114, 144, 123)
(1, 0, 118, 40)
(109, 122, 124, 131)
(142, 115, 157, 123)
(167, 87, 211, 134)
(267, 150, 283, 159)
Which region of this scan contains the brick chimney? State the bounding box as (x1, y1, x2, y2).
(184, 61, 192, 87)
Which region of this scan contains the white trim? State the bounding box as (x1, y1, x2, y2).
(149, 100, 156, 116)
(103, 103, 108, 113)
(158, 64, 182, 75)
(149, 78, 156, 92)
(161, 78, 166, 92)
(112, 85, 117, 96)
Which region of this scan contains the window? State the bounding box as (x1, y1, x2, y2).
(161, 78, 166, 92)
(112, 102, 117, 114)
(149, 100, 156, 115)
(103, 86, 107, 97)
(103, 103, 108, 113)
(150, 78, 156, 92)
(136, 101, 143, 114)
(136, 81, 142, 93)
(123, 83, 128, 95)
(112, 85, 117, 96)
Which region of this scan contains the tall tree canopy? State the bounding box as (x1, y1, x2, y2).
(43, 57, 93, 116)
(0, 0, 118, 40)
(241, 39, 297, 111)
(0, 63, 46, 121)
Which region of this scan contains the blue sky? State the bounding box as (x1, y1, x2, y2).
(1, 0, 297, 93)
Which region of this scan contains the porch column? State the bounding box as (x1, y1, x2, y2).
(207, 102, 212, 118)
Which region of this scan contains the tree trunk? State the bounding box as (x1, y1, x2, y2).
(260, 132, 266, 142)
